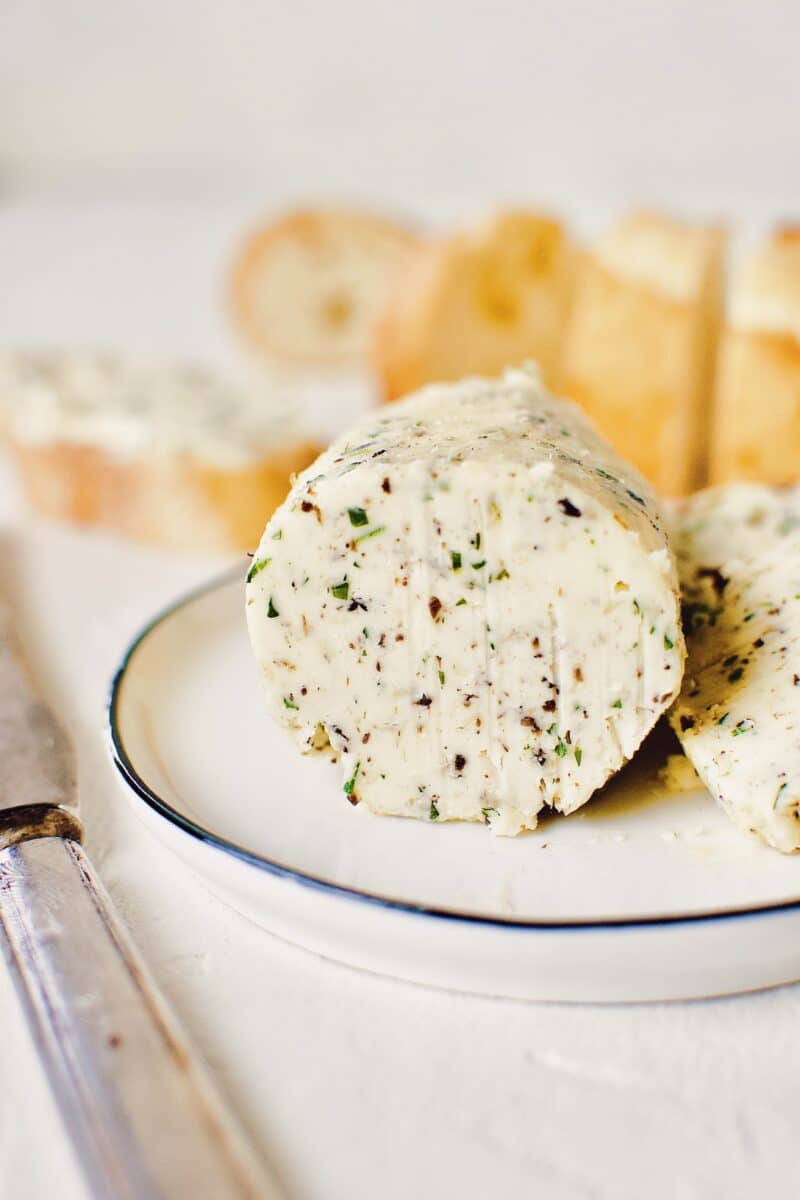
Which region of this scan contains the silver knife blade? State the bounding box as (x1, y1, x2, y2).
(0, 599, 77, 815)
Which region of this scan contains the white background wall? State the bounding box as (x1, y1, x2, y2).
(1, 0, 797, 234)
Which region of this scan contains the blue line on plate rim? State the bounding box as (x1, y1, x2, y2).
(106, 567, 800, 933)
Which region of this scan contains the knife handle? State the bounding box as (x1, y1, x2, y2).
(0, 836, 279, 1200)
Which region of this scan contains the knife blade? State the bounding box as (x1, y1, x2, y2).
(0, 602, 280, 1200)
(0, 599, 80, 836)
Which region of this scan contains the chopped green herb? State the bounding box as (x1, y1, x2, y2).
(718, 712, 730, 725)
(471, 531, 481, 550)
(555, 740, 568, 758)
(664, 634, 674, 650)
(456, 597, 467, 607)
(271, 529, 282, 540)
(331, 578, 349, 601)
(362, 627, 369, 638)
(731, 718, 755, 737)
(283, 696, 299, 711)
(481, 807, 495, 822)
(267, 597, 279, 619)
(546, 723, 557, 736)
(354, 525, 386, 544)
(611, 699, 623, 709)
(347, 506, 368, 527)
(451, 550, 462, 570)
(438, 670, 445, 685)
(774, 782, 788, 809)
(633, 598, 641, 615)
(471, 560, 486, 570)
(429, 800, 439, 820)
(246, 557, 271, 583)
(343, 761, 361, 795)
(574, 747, 583, 766)
(492, 567, 510, 582)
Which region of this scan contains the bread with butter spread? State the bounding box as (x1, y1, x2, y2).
(0, 351, 320, 551)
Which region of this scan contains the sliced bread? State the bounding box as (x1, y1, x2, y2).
(373, 210, 574, 400)
(559, 212, 726, 497)
(229, 209, 419, 366)
(0, 351, 320, 551)
(710, 227, 800, 485)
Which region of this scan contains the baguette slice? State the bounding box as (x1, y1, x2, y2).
(671, 483, 800, 852)
(373, 210, 574, 400)
(710, 227, 800, 485)
(229, 209, 419, 366)
(560, 212, 726, 497)
(0, 351, 320, 552)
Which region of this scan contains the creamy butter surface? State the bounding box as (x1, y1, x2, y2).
(247, 368, 684, 834)
(0, 350, 303, 468)
(672, 483, 800, 852)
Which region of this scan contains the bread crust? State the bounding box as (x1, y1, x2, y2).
(711, 331, 800, 484)
(8, 439, 321, 551)
(710, 229, 800, 485)
(229, 209, 419, 366)
(559, 213, 725, 497)
(373, 210, 575, 400)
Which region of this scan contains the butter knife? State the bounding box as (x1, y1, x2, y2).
(0, 603, 279, 1200)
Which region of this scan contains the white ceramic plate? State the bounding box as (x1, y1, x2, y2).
(108, 571, 800, 1003)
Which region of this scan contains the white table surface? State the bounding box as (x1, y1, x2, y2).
(2, 198, 799, 1200)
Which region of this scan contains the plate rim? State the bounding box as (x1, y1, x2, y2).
(107, 569, 800, 933)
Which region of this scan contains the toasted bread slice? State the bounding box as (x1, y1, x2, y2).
(710, 227, 800, 485)
(373, 210, 574, 400)
(559, 212, 726, 497)
(0, 352, 320, 551)
(229, 209, 419, 366)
